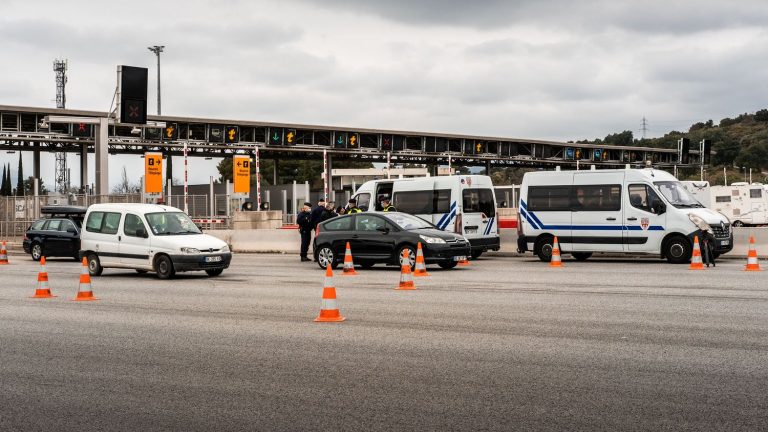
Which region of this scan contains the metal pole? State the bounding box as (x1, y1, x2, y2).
(209, 176, 214, 228)
(148, 46, 164, 115)
(323, 149, 328, 201)
(255, 147, 261, 211)
(749, 168, 752, 184)
(387, 151, 391, 179)
(447, 154, 451, 174)
(183, 140, 188, 214)
(724, 166, 727, 186)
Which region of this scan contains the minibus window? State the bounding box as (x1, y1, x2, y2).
(629, 184, 663, 214)
(391, 189, 451, 214)
(355, 193, 371, 211)
(573, 185, 621, 211)
(528, 186, 570, 211)
(462, 189, 495, 216)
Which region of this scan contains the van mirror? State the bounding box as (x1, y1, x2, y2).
(136, 227, 149, 238)
(652, 201, 666, 215)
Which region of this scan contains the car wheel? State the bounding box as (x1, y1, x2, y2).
(572, 252, 592, 261)
(535, 235, 554, 262)
(87, 253, 103, 276)
(397, 245, 416, 267)
(205, 269, 224, 277)
(471, 250, 483, 260)
(438, 260, 459, 269)
(30, 243, 43, 261)
(316, 246, 337, 270)
(155, 255, 176, 279)
(732, 220, 744, 227)
(135, 269, 148, 274)
(664, 235, 692, 264)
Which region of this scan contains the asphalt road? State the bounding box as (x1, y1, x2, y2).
(1, 252, 767, 431)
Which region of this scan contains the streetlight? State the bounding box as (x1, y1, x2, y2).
(147, 45, 165, 115)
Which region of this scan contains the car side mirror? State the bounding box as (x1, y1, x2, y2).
(376, 226, 390, 234)
(136, 227, 149, 238)
(652, 201, 666, 215)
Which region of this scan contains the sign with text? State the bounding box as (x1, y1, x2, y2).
(144, 152, 163, 194)
(233, 155, 251, 195)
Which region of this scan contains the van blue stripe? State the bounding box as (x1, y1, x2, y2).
(520, 199, 665, 231)
(440, 210, 457, 230)
(519, 208, 539, 230)
(484, 217, 495, 235)
(436, 201, 457, 229)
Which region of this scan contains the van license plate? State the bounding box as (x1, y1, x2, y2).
(205, 256, 222, 263)
(720, 239, 730, 246)
(453, 256, 467, 262)
(465, 229, 477, 234)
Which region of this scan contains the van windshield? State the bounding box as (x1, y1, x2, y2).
(654, 181, 704, 208)
(146, 212, 202, 235)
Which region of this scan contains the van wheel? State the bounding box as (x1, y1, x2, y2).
(205, 269, 224, 277)
(664, 235, 692, 264)
(87, 253, 103, 276)
(572, 252, 592, 261)
(155, 255, 175, 279)
(535, 236, 554, 262)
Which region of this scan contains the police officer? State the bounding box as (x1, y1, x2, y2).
(297, 202, 313, 262)
(310, 199, 326, 231)
(381, 198, 396, 212)
(321, 201, 337, 222)
(347, 198, 362, 213)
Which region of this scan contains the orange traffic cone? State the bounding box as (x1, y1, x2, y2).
(73, 257, 98, 301)
(550, 237, 563, 267)
(341, 242, 358, 276)
(744, 236, 762, 271)
(396, 248, 416, 290)
(458, 254, 470, 266)
(413, 242, 430, 277)
(314, 266, 345, 322)
(0, 240, 8, 265)
(31, 256, 55, 298)
(689, 236, 704, 270)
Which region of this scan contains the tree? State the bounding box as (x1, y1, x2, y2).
(755, 109, 768, 122)
(603, 130, 634, 146)
(23, 177, 48, 195)
(112, 166, 140, 194)
(16, 154, 23, 195)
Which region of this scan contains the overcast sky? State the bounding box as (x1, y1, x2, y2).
(1, 0, 767, 189)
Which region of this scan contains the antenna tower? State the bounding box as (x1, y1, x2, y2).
(53, 59, 70, 193)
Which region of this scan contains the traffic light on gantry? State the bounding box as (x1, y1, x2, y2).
(225, 126, 239, 144)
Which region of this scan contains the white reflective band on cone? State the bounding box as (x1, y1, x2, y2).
(321, 299, 338, 310)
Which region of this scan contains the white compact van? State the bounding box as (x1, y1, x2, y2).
(517, 168, 733, 263)
(80, 203, 232, 278)
(352, 175, 500, 258)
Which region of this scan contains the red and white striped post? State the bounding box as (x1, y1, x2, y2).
(255, 147, 261, 211)
(323, 149, 328, 201)
(183, 140, 189, 214)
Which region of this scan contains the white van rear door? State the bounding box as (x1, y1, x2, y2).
(571, 172, 624, 252)
(431, 177, 459, 230)
(460, 180, 496, 239)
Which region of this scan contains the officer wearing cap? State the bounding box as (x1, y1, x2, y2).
(381, 197, 396, 212)
(347, 199, 362, 213)
(296, 202, 313, 262)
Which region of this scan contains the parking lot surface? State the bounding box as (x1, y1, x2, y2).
(1, 253, 767, 431)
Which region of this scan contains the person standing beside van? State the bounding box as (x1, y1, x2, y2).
(297, 202, 313, 262)
(347, 199, 362, 213)
(381, 198, 397, 212)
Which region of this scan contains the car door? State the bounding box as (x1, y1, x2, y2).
(56, 219, 80, 258)
(119, 213, 152, 267)
(353, 214, 395, 259)
(571, 173, 624, 252)
(625, 184, 667, 252)
(42, 219, 64, 256)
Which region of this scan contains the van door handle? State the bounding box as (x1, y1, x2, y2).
(606, 217, 616, 221)
(118, 235, 122, 241)
(352, 234, 359, 238)
(627, 217, 638, 221)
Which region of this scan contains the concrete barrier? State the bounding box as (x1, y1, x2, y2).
(205, 227, 768, 258)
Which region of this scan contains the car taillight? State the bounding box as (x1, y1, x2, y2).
(454, 213, 462, 234)
(315, 225, 321, 236)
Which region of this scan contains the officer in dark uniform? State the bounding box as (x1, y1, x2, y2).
(347, 199, 363, 213)
(381, 198, 396, 212)
(310, 199, 326, 231)
(297, 202, 313, 262)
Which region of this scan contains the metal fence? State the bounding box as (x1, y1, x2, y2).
(0, 193, 233, 241)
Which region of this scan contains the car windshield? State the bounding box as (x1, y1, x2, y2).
(383, 213, 435, 230)
(654, 181, 704, 208)
(146, 212, 202, 235)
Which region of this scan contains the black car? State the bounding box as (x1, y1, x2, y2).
(23, 206, 87, 261)
(313, 212, 470, 270)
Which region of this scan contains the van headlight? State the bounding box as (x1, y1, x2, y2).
(420, 235, 446, 244)
(180, 247, 200, 254)
(688, 213, 712, 233)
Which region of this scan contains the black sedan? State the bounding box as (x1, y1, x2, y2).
(22, 206, 86, 261)
(313, 212, 470, 270)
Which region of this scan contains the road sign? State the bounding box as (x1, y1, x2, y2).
(118, 65, 148, 124)
(349, 133, 358, 147)
(225, 126, 239, 144)
(164, 123, 179, 140)
(269, 128, 283, 145)
(72, 122, 92, 137)
(335, 132, 347, 148)
(144, 152, 163, 194)
(233, 155, 251, 194)
(286, 129, 296, 144)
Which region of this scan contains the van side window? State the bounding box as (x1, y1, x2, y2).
(573, 185, 621, 211)
(392, 189, 451, 214)
(750, 189, 762, 199)
(355, 193, 371, 211)
(715, 196, 731, 203)
(528, 186, 570, 211)
(124, 214, 147, 237)
(85, 211, 122, 234)
(462, 189, 495, 216)
(629, 184, 663, 213)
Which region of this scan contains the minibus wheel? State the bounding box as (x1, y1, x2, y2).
(535, 235, 554, 262)
(663, 235, 692, 264)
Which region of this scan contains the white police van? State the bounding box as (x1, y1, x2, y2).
(80, 203, 232, 278)
(352, 175, 500, 258)
(517, 168, 733, 263)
